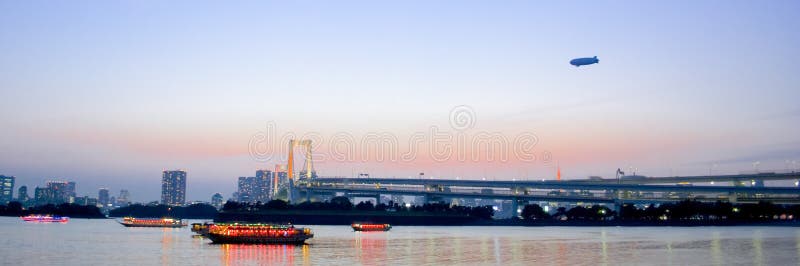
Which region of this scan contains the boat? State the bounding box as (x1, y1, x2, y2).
(191, 222, 212, 236)
(351, 223, 391, 232)
(21, 214, 69, 223)
(207, 223, 314, 244)
(118, 217, 187, 228)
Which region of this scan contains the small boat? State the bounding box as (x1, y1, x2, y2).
(207, 223, 314, 244)
(118, 217, 187, 228)
(21, 214, 69, 223)
(351, 223, 391, 232)
(191, 222, 212, 236)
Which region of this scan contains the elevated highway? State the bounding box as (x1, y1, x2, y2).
(292, 173, 800, 205)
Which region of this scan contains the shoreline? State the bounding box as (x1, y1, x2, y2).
(214, 211, 800, 227)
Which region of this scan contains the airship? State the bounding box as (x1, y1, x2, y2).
(570, 56, 599, 67)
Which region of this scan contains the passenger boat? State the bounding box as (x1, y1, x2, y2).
(207, 223, 314, 244)
(118, 217, 187, 228)
(351, 223, 391, 232)
(21, 214, 69, 223)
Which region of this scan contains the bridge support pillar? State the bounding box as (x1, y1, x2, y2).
(288, 179, 296, 203)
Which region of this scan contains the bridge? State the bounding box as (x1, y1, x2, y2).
(287, 172, 800, 216)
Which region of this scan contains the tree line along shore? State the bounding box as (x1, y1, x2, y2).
(3, 197, 800, 226)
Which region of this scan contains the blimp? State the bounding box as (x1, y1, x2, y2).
(570, 56, 599, 67)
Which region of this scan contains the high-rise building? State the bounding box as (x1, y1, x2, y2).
(237, 170, 272, 203)
(211, 193, 224, 209)
(117, 189, 130, 206)
(161, 170, 187, 206)
(237, 176, 255, 202)
(255, 170, 272, 202)
(98, 188, 110, 207)
(17, 185, 29, 203)
(0, 175, 14, 204)
(46, 181, 76, 204)
(35, 187, 53, 205)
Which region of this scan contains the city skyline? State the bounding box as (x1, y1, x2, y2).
(2, 1, 800, 201)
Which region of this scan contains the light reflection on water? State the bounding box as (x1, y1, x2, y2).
(1, 217, 800, 265)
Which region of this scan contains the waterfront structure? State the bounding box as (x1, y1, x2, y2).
(34, 187, 52, 205)
(0, 175, 14, 204)
(98, 188, 110, 207)
(211, 193, 223, 209)
(238, 170, 273, 203)
(255, 170, 272, 202)
(237, 176, 256, 202)
(161, 170, 187, 206)
(292, 172, 800, 216)
(117, 189, 130, 206)
(35, 181, 76, 204)
(74, 196, 98, 207)
(17, 185, 28, 203)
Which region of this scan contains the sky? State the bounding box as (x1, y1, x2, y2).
(1, 1, 799, 202)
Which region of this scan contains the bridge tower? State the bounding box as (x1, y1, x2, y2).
(287, 139, 315, 180)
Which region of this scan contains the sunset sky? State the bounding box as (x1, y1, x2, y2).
(1, 1, 799, 201)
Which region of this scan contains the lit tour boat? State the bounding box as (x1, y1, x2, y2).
(207, 223, 314, 244)
(351, 223, 391, 232)
(118, 217, 187, 228)
(21, 214, 69, 223)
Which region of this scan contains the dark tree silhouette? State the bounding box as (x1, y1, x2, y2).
(521, 204, 549, 220)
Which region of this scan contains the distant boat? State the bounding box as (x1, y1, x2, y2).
(351, 223, 391, 232)
(118, 217, 187, 228)
(206, 223, 314, 244)
(21, 214, 69, 223)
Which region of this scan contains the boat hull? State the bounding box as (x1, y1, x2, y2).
(207, 233, 313, 244)
(352, 224, 391, 232)
(21, 216, 69, 223)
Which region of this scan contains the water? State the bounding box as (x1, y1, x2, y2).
(1, 217, 799, 265)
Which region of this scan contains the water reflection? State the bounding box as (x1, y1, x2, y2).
(352, 232, 388, 265)
(710, 231, 722, 266)
(219, 243, 306, 265)
(3, 218, 800, 265)
(752, 230, 763, 266)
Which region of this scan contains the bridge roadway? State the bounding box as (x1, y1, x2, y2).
(297, 186, 800, 204)
(303, 177, 800, 194)
(574, 172, 800, 184)
(294, 175, 800, 204)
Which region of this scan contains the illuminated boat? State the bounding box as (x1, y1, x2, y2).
(21, 214, 69, 223)
(191, 222, 212, 236)
(351, 223, 391, 232)
(207, 223, 314, 244)
(118, 217, 187, 228)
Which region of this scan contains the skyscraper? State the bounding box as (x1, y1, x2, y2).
(255, 169, 272, 202)
(211, 193, 223, 209)
(98, 188, 110, 207)
(46, 181, 76, 204)
(117, 189, 130, 206)
(17, 185, 28, 203)
(161, 170, 186, 206)
(237, 176, 255, 202)
(0, 175, 14, 204)
(237, 170, 272, 203)
(35, 187, 53, 205)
